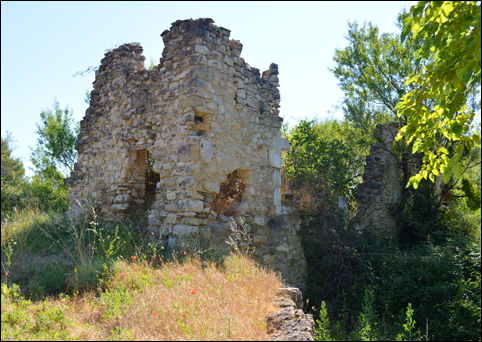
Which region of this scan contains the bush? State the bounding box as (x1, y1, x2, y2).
(1, 177, 68, 219)
(283, 119, 356, 198)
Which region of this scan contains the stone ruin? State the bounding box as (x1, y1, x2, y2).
(64, 18, 306, 285)
(354, 123, 402, 237)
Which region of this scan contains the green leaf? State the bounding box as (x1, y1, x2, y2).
(447, 155, 458, 169)
(456, 67, 467, 82)
(409, 173, 423, 189)
(439, 147, 449, 154)
(443, 166, 452, 184)
(463, 70, 472, 83)
(412, 139, 422, 153)
(474, 134, 481, 146)
(405, 75, 417, 85)
(453, 162, 463, 178)
(451, 125, 463, 136)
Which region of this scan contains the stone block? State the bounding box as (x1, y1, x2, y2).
(272, 136, 290, 152)
(202, 180, 220, 193)
(178, 144, 193, 162)
(273, 169, 281, 186)
(263, 255, 275, 265)
(194, 44, 209, 55)
(188, 65, 215, 81)
(276, 242, 289, 253)
(233, 201, 249, 213)
(269, 147, 282, 168)
(254, 216, 266, 226)
(274, 188, 281, 206)
(165, 213, 177, 224)
(177, 176, 200, 189)
(200, 138, 213, 163)
(172, 224, 199, 236)
(224, 56, 234, 66)
(181, 199, 204, 212)
(165, 203, 179, 212)
(253, 234, 268, 244)
(181, 95, 205, 109)
(180, 217, 201, 225)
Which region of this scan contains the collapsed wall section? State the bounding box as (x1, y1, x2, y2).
(354, 123, 402, 237)
(65, 18, 306, 285)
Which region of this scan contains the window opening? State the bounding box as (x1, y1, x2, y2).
(211, 170, 246, 216)
(145, 150, 160, 207)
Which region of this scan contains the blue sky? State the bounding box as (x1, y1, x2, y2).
(1, 1, 416, 176)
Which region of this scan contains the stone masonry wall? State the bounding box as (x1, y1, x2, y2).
(64, 18, 306, 285)
(354, 123, 402, 237)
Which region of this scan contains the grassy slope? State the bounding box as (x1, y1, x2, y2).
(1, 206, 283, 341)
(2, 254, 282, 341)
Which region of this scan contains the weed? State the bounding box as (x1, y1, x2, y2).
(108, 326, 134, 341)
(353, 289, 379, 341)
(396, 303, 421, 341)
(315, 301, 333, 341)
(1, 240, 15, 285)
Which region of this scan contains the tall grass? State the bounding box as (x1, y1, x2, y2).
(1, 255, 282, 340)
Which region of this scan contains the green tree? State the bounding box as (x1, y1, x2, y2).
(313, 117, 369, 185)
(395, 1, 481, 189)
(330, 16, 423, 136)
(30, 100, 79, 183)
(1, 132, 25, 184)
(330, 16, 429, 191)
(284, 119, 355, 196)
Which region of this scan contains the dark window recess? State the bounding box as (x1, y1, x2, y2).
(145, 150, 160, 206)
(194, 116, 203, 123)
(211, 170, 246, 216)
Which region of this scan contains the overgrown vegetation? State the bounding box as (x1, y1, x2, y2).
(282, 3, 481, 340)
(282, 116, 480, 341)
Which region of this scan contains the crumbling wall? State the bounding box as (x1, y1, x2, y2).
(64, 18, 306, 285)
(354, 123, 402, 237)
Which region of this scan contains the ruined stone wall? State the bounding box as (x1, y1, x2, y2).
(65, 18, 306, 285)
(354, 123, 402, 237)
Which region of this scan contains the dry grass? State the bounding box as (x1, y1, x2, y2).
(1, 254, 283, 341)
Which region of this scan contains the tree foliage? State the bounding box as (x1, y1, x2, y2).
(1, 132, 25, 185)
(30, 100, 79, 183)
(313, 118, 369, 185)
(330, 17, 422, 135)
(284, 119, 356, 197)
(395, 1, 481, 188)
(330, 17, 432, 197)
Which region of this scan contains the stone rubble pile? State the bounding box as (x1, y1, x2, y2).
(267, 286, 315, 341)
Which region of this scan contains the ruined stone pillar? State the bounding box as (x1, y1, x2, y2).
(354, 123, 402, 237)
